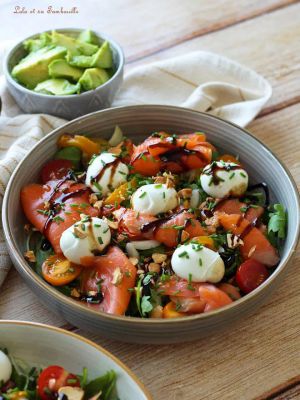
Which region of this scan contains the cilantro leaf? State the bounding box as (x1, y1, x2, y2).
(141, 295, 153, 316)
(268, 203, 287, 239)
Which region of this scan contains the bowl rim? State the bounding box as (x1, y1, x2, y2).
(0, 319, 153, 399)
(3, 27, 125, 99)
(2, 104, 300, 326)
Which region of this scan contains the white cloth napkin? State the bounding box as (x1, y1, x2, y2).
(0, 50, 272, 286)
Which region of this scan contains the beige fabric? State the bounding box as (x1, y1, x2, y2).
(0, 50, 272, 286)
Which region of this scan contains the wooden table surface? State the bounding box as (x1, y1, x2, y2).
(1, 1, 300, 399)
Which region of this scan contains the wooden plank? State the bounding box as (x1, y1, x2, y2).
(256, 375, 300, 399)
(0, 0, 296, 60)
(127, 3, 300, 116)
(1, 103, 299, 399)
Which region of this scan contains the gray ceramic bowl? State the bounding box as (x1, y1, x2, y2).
(3, 28, 124, 120)
(2, 105, 300, 344)
(0, 320, 152, 400)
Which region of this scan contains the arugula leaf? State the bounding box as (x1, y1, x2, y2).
(141, 295, 153, 316)
(268, 203, 287, 239)
(84, 370, 117, 400)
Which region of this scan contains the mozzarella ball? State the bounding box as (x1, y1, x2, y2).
(85, 152, 129, 196)
(131, 184, 178, 216)
(171, 243, 225, 283)
(0, 350, 12, 384)
(60, 217, 111, 264)
(200, 161, 248, 198)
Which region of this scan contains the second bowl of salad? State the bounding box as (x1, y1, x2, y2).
(3, 105, 299, 343)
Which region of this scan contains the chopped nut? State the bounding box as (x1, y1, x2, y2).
(71, 288, 81, 298)
(248, 245, 257, 258)
(24, 223, 31, 233)
(181, 230, 190, 243)
(74, 225, 87, 239)
(148, 262, 161, 273)
(77, 172, 86, 181)
(89, 193, 98, 205)
(150, 305, 163, 318)
(43, 200, 50, 211)
(129, 257, 139, 266)
(88, 290, 98, 296)
(137, 269, 145, 275)
(166, 177, 175, 189)
(154, 176, 165, 184)
(112, 267, 124, 286)
(152, 253, 167, 264)
(24, 250, 36, 263)
(227, 234, 244, 249)
(178, 188, 192, 199)
(93, 200, 103, 210)
(104, 217, 118, 230)
(116, 233, 127, 242)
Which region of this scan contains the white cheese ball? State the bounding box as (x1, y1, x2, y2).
(60, 217, 111, 264)
(171, 243, 225, 283)
(85, 152, 129, 196)
(0, 350, 12, 384)
(131, 184, 178, 216)
(200, 161, 248, 198)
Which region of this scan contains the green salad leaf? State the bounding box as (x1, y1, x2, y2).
(84, 370, 117, 400)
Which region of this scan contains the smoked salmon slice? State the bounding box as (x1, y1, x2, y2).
(80, 246, 137, 315)
(218, 213, 279, 266)
(21, 180, 98, 253)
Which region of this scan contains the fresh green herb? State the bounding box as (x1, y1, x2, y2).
(118, 170, 127, 175)
(187, 273, 195, 291)
(139, 192, 146, 198)
(163, 192, 166, 199)
(240, 172, 247, 178)
(103, 227, 110, 233)
(178, 251, 189, 258)
(53, 216, 64, 223)
(172, 224, 185, 230)
(268, 203, 287, 244)
(229, 172, 235, 179)
(154, 184, 162, 189)
(98, 236, 103, 244)
(198, 258, 203, 267)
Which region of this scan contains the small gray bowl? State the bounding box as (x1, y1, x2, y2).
(2, 105, 300, 344)
(3, 28, 124, 120)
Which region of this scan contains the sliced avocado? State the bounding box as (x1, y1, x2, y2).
(11, 46, 67, 89)
(48, 59, 83, 81)
(79, 68, 110, 91)
(51, 31, 98, 56)
(78, 29, 100, 46)
(91, 41, 113, 69)
(54, 146, 82, 169)
(34, 79, 80, 95)
(68, 54, 94, 68)
(24, 32, 51, 53)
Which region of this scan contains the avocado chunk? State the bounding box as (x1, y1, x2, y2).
(91, 41, 113, 69)
(54, 146, 82, 169)
(48, 59, 83, 81)
(68, 54, 94, 68)
(51, 31, 98, 56)
(78, 68, 110, 91)
(24, 32, 51, 53)
(34, 79, 80, 95)
(11, 46, 67, 89)
(78, 29, 100, 46)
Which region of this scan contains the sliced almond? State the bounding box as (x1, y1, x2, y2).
(112, 267, 123, 286)
(74, 225, 87, 239)
(148, 262, 161, 273)
(150, 305, 163, 318)
(129, 257, 139, 266)
(104, 217, 118, 230)
(70, 288, 81, 298)
(89, 193, 98, 205)
(24, 250, 36, 263)
(43, 200, 51, 211)
(93, 200, 103, 210)
(152, 253, 167, 264)
(178, 188, 192, 199)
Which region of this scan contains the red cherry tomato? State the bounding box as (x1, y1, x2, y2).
(236, 259, 269, 294)
(41, 159, 73, 183)
(37, 365, 80, 400)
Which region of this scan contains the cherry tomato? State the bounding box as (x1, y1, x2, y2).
(41, 159, 73, 183)
(236, 259, 269, 294)
(37, 366, 80, 400)
(42, 255, 82, 286)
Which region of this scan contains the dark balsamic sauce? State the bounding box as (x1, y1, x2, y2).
(203, 161, 241, 185)
(91, 157, 121, 188)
